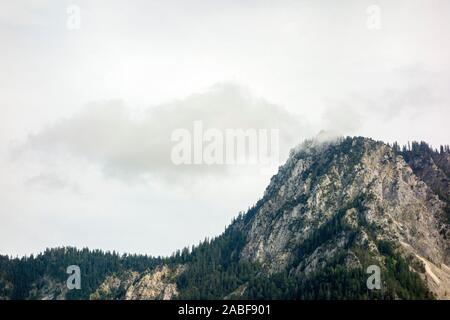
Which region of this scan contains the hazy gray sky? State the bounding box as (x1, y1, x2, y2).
(1, 0, 449, 256)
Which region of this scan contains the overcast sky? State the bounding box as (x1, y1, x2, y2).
(1, 0, 449, 257)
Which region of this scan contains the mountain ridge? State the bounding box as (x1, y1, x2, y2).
(1, 136, 449, 300)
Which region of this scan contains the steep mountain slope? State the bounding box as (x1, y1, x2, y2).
(1, 136, 449, 299)
(400, 141, 450, 220)
(237, 136, 450, 298)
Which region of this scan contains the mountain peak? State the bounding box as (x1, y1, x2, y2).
(241, 136, 450, 298)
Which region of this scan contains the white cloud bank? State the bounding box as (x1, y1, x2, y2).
(19, 83, 311, 183)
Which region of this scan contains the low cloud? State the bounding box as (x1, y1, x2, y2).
(322, 84, 438, 135)
(27, 172, 81, 194)
(19, 83, 312, 184)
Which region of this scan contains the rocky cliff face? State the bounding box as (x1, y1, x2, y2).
(90, 265, 183, 300)
(401, 142, 450, 217)
(124, 265, 183, 300)
(239, 136, 450, 298)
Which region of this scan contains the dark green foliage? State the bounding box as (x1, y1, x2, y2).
(374, 241, 433, 300)
(398, 140, 449, 165)
(244, 250, 382, 300)
(242, 243, 434, 300)
(396, 140, 450, 223)
(0, 247, 160, 299)
(293, 208, 351, 266)
(173, 219, 261, 299)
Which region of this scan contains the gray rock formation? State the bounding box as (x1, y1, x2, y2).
(91, 265, 183, 300)
(239, 136, 450, 298)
